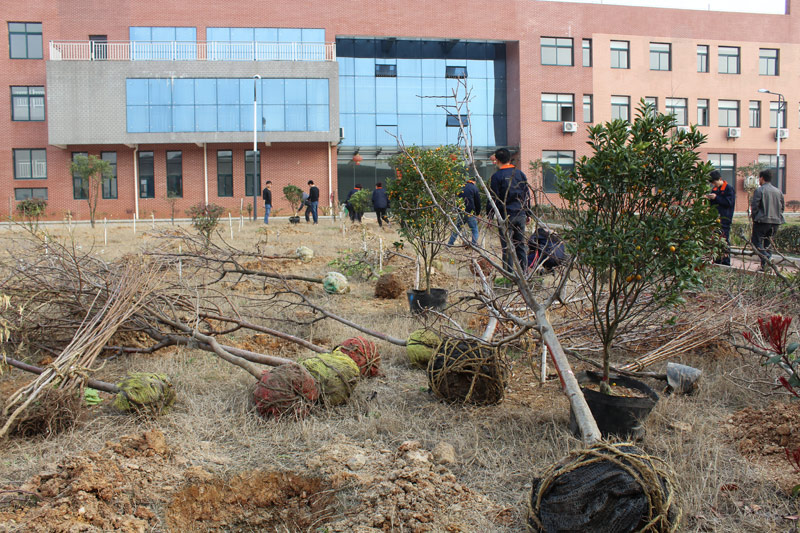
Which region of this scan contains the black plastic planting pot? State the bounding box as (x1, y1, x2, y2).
(407, 288, 448, 314)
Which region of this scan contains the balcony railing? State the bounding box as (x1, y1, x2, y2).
(49, 40, 337, 61)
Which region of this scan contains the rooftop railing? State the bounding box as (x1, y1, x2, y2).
(49, 41, 336, 61)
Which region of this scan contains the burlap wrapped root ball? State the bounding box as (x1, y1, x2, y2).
(407, 329, 442, 369)
(527, 442, 680, 533)
(295, 246, 314, 263)
(323, 272, 350, 294)
(335, 336, 381, 377)
(253, 362, 320, 419)
(427, 338, 508, 405)
(300, 351, 360, 406)
(112, 372, 176, 414)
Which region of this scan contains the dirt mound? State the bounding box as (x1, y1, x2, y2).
(232, 333, 306, 357)
(0, 430, 170, 532)
(307, 438, 507, 532)
(727, 401, 800, 455)
(375, 273, 404, 299)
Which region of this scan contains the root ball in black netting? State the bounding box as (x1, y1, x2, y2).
(426, 338, 508, 406)
(527, 442, 681, 533)
(3, 388, 84, 438)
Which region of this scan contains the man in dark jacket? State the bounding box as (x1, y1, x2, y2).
(372, 182, 390, 228)
(487, 148, 530, 272)
(706, 170, 735, 265)
(305, 180, 320, 224)
(750, 169, 785, 270)
(262, 180, 272, 224)
(447, 177, 481, 246)
(345, 184, 363, 223)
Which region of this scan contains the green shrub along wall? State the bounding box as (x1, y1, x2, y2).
(730, 222, 800, 254)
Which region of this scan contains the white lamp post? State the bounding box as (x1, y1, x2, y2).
(253, 74, 261, 221)
(758, 88, 785, 186)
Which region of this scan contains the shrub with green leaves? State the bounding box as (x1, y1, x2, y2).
(15, 198, 47, 232)
(388, 145, 465, 291)
(283, 185, 304, 216)
(186, 203, 225, 246)
(348, 189, 372, 214)
(557, 101, 723, 389)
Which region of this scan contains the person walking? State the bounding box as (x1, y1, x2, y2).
(487, 148, 529, 272)
(305, 180, 319, 224)
(750, 169, 785, 271)
(262, 180, 272, 224)
(372, 182, 390, 228)
(448, 176, 481, 246)
(706, 170, 735, 266)
(345, 184, 363, 223)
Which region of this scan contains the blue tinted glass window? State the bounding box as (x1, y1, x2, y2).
(129, 27, 151, 41)
(173, 79, 194, 104)
(254, 28, 277, 42)
(354, 58, 375, 76)
(127, 106, 149, 132)
(354, 77, 376, 113)
(262, 79, 285, 104)
(218, 105, 239, 130)
(339, 57, 354, 76)
(376, 113, 397, 126)
(467, 59, 487, 79)
(176, 28, 196, 42)
(263, 105, 285, 130)
(377, 126, 398, 146)
(149, 79, 172, 105)
(340, 77, 355, 113)
(302, 29, 324, 42)
(206, 28, 228, 41)
(340, 114, 355, 143)
(375, 78, 397, 114)
(421, 58, 444, 78)
(396, 58, 421, 77)
(196, 105, 217, 131)
(285, 79, 306, 105)
(307, 105, 329, 131)
(278, 28, 302, 43)
(217, 79, 239, 104)
(127, 79, 149, 105)
(470, 114, 488, 146)
(397, 115, 422, 145)
(239, 78, 256, 103)
(151, 27, 175, 42)
(355, 114, 376, 145)
(398, 77, 422, 114)
(285, 105, 307, 130)
(230, 28, 253, 42)
(422, 114, 446, 145)
(240, 105, 257, 131)
(195, 79, 217, 104)
(149, 106, 171, 132)
(173, 106, 194, 131)
(306, 79, 328, 105)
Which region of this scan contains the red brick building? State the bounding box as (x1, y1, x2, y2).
(2, 0, 797, 221)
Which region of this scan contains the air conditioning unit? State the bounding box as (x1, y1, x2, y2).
(676, 125, 690, 133)
(727, 127, 741, 138)
(562, 121, 578, 133)
(776, 128, 789, 139)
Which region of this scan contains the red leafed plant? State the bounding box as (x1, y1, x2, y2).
(743, 315, 800, 397)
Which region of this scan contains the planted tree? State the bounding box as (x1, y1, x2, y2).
(348, 188, 371, 218)
(70, 154, 113, 228)
(557, 102, 723, 393)
(16, 198, 47, 232)
(389, 145, 465, 292)
(283, 185, 304, 218)
(186, 203, 225, 248)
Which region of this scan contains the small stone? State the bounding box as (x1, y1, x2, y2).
(347, 454, 367, 471)
(777, 424, 791, 436)
(668, 421, 693, 433)
(134, 506, 155, 520)
(432, 442, 457, 464)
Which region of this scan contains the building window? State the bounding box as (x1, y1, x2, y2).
(718, 46, 740, 74)
(14, 188, 47, 201)
(71, 152, 89, 199)
(541, 37, 573, 66)
(610, 40, 629, 69)
(375, 64, 397, 77)
(14, 148, 47, 179)
(583, 95, 593, 123)
(759, 48, 779, 76)
(542, 151, 575, 193)
(102, 152, 117, 199)
(718, 100, 739, 127)
(697, 45, 709, 73)
(542, 93, 574, 122)
(445, 114, 470, 127)
(444, 66, 467, 78)
(697, 99, 709, 126)
(166, 151, 183, 198)
(582, 39, 592, 67)
(138, 151, 155, 198)
(759, 154, 786, 192)
(611, 95, 630, 121)
(644, 96, 658, 116)
(708, 153, 736, 185)
(217, 150, 233, 197)
(749, 101, 761, 128)
(8, 22, 43, 59)
(129, 26, 197, 60)
(11, 86, 44, 121)
(650, 43, 671, 71)
(769, 101, 787, 129)
(245, 150, 260, 197)
(666, 98, 687, 126)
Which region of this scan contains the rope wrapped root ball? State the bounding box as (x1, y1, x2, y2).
(336, 336, 381, 377)
(112, 372, 176, 414)
(300, 351, 360, 406)
(253, 362, 320, 419)
(527, 442, 681, 533)
(407, 329, 441, 369)
(295, 246, 314, 262)
(427, 338, 508, 405)
(323, 272, 350, 294)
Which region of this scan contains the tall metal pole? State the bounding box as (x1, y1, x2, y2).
(253, 75, 261, 221)
(777, 93, 784, 187)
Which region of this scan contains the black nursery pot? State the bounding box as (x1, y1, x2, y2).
(569, 370, 659, 440)
(407, 288, 448, 314)
(288, 216, 301, 224)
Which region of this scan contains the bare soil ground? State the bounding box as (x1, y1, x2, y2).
(0, 218, 799, 532)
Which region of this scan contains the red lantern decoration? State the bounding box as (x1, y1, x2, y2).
(352, 153, 363, 165)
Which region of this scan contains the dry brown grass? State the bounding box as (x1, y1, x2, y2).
(0, 218, 798, 532)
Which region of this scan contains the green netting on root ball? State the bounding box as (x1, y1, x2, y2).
(407, 329, 441, 369)
(323, 272, 350, 294)
(300, 352, 360, 406)
(427, 338, 508, 405)
(336, 337, 381, 377)
(527, 442, 681, 533)
(112, 372, 176, 414)
(253, 363, 320, 420)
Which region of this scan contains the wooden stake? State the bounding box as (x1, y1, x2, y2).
(178, 244, 182, 280)
(415, 256, 420, 290)
(228, 213, 233, 240)
(151, 212, 155, 229)
(379, 238, 383, 272)
(103, 217, 107, 246)
(133, 214, 136, 234)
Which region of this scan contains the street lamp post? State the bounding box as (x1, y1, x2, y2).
(253, 74, 261, 221)
(758, 88, 785, 186)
